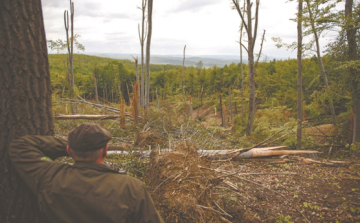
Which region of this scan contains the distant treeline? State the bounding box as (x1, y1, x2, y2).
(49, 53, 351, 132)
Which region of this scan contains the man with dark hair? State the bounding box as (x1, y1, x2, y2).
(9, 123, 164, 223)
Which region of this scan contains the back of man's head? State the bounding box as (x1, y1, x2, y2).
(67, 123, 111, 162)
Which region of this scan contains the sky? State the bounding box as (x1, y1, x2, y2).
(42, 0, 343, 59)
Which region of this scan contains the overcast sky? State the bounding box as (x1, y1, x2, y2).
(42, 0, 343, 59)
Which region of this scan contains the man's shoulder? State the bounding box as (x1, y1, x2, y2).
(111, 172, 144, 188)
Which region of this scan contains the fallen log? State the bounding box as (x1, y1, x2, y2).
(236, 150, 321, 159)
(59, 97, 135, 118)
(107, 147, 321, 161)
(55, 115, 121, 120)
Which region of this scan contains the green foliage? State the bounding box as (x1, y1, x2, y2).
(275, 214, 293, 223)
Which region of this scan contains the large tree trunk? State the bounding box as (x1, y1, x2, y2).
(0, 0, 54, 222)
(145, 0, 153, 109)
(345, 0, 360, 144)
(297, 0, 303, 150)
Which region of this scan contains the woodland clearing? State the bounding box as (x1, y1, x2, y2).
(53, 97, 360, 223)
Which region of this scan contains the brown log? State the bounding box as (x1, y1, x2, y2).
(55, 115, 120, 120)
(236, 150, 320, 159)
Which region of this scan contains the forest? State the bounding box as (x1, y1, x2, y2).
(1, 0, 360, 222)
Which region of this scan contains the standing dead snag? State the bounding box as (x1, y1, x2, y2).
(64, 0, 75, 114)
(145, 0, 153, 109)
(182, 45, 186, 99)
(120, 98, 126, 128)
(297, 0, 303, 150)
(232, 0, 261, 136)
(133, 81, 139, 125)
(138, 0, 147, 109)
(188, 95, 193, 117)
(155, 88, 159, 109)
(132, 56, 140, 109)
(222, 103, 227, 128)
(93, 64, 99, 104)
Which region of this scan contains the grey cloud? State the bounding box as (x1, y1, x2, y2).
(170, 0, 219, 13)
(42, 0, 67, 8)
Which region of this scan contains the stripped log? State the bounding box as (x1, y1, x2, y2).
(235, 150, 320, 159)
(107, 146, 321, 160)
(55, 115, 120, 120)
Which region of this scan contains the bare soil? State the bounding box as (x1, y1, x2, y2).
(146, 148, 360, 222)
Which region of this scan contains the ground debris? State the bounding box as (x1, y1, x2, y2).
(146, 140, 230, 223)
(135, 130, 164, 148)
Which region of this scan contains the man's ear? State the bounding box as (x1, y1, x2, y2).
(102, 145, 108, 158)
(66, 146, 71, 156)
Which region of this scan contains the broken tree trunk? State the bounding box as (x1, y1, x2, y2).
(120, 98, 126, 128)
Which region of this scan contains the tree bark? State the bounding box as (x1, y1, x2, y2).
(305, 0, 336, 125)
(345, 0, 360, 144)
(297, 0, 303, 150)
(0, 0, 54, 222)
(145, 0, 153, 109)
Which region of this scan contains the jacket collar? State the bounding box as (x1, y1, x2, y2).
(73, 161, 119, 174)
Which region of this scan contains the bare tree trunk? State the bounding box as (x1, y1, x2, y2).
(133, 81, 139, 125)
(345, 0, 360, 145)
(229, 88, 233, 121)
(189, 95, 193, 117)
(94, 76, 99, 104)
(240, 22, 245, 125)
(132, 56, 140, 108)
(138, 0, 147, 109)
(64, 0, 75, 114)
(145, 0, 153, 109)
(0, 0, 54, 221)
(232, 0, 260, 136)
(163, 83, 167, 100)
(156, 88, 159, 109)
(222, 103, 227, 128)
(120, 98, 126, 128)
(297, 0, 303, 150)
(305, 0, 336, 125)
(200, 86, 204, 107)
(182, 45, 186, 99)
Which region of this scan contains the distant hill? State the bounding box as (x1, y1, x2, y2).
(84, 53, 248, 68)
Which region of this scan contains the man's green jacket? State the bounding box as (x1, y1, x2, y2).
(9, 135, 164, 223)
